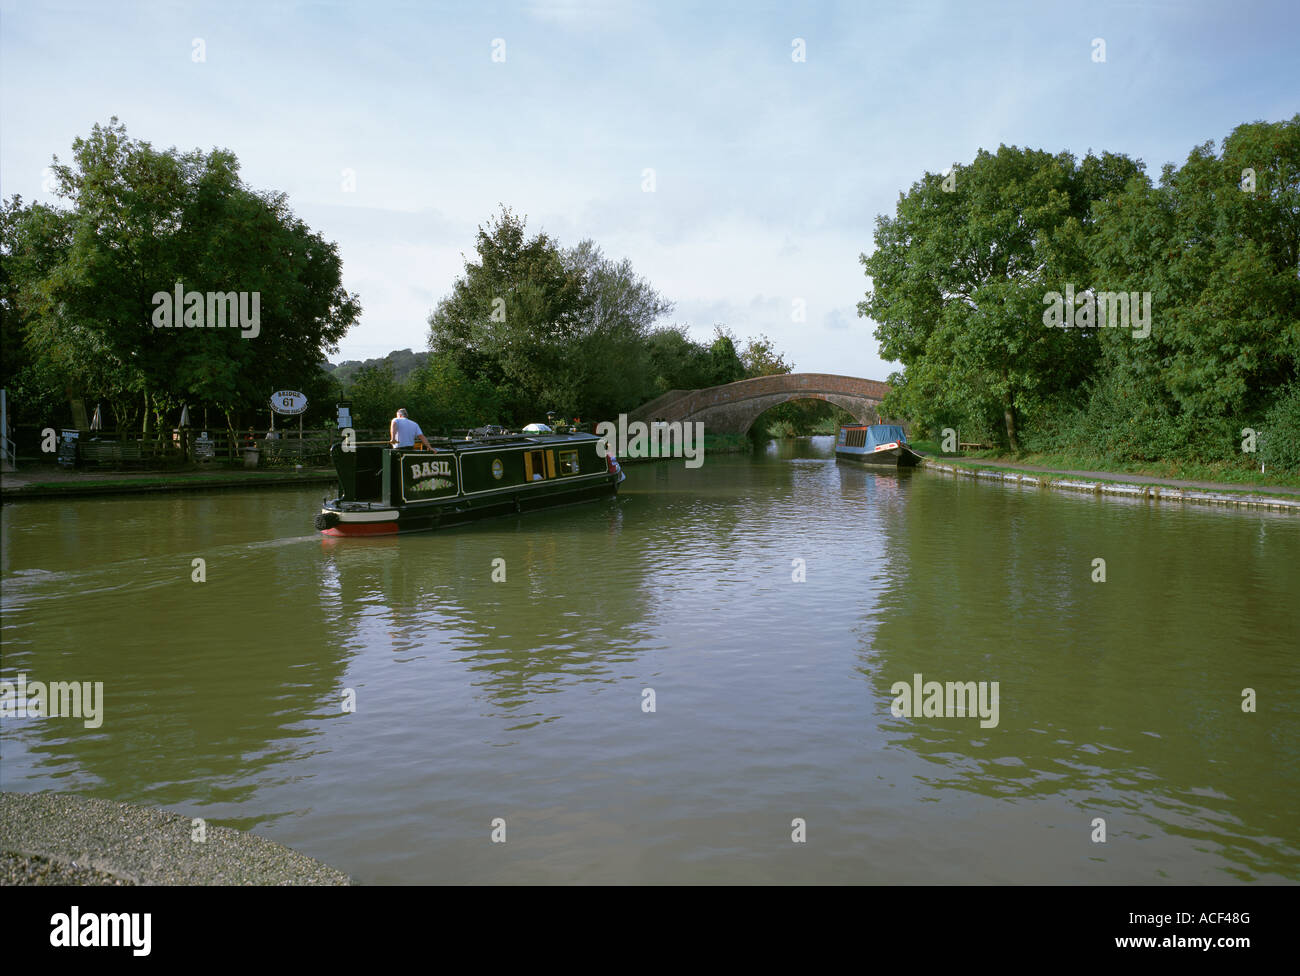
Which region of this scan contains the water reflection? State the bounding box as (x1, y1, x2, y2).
(315, 502, 656, 733)
(2, 496, 349, 812)
(863, 477, 1300, 880)
(2, 447, 1297, 883)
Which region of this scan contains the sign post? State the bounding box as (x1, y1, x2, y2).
(270, 391, 309, 462)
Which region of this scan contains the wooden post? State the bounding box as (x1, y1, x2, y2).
(0, 387, 12, 472)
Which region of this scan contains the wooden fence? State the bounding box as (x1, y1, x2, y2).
(7, 427, 395, 471)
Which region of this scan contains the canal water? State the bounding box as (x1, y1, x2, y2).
(2, 437, 1297, 883)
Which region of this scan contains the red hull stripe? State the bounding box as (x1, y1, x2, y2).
(323, 521, 400, 536)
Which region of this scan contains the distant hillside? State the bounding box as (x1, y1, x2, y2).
(326, 348, 429, 387)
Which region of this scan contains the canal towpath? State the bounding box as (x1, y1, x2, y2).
(927, 456, 1300, 496)
(919, 455, 1300, 511)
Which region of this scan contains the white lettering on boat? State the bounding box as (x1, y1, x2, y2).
(408, 460, 452, 479)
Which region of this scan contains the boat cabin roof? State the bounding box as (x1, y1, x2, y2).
(839, 423, 908, 449)
(420, 430, 601, 454)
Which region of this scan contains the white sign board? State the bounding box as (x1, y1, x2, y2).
(270, 390, 308, 416)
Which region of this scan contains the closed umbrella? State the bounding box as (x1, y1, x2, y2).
(176, 405, 191, 461)
(90, 404, 103, 431)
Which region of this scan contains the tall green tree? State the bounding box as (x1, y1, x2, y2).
(10, 118, 360, 435)
(1087, 116, 1300, 459)
(646, 325, 713, 392)
(427, 207, 671, 422)
(860, 146, 1141, 448)
(0, 196, 78, 423)
(740, 333, 793, 377)
(705, 326, 746, 386)
(345, 362, 402, 429)
(427, 206, 586, 421)
(562, 239, 672, 419)
(405, 354, 503, 432)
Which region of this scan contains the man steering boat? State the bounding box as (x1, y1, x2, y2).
(390, 408, 434, 452)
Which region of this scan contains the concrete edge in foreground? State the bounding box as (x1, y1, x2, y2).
(920, 459, 1300, 513)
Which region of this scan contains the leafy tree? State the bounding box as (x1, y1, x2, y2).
(11, 118, 360, 437)
(0, 196, 77, 424)
(406, 354, 502, 432)
(647, 325, 712, 392)
(1087, 116, 1300, 459)
(427, 206, 585, 421)
(1260, 383, 1300, 471)
(861, 145, 1141, 449)
(705, 326, 746, 386)
(562, 239, 672, 419)
(644, 326, 793, 396)
(346, 362, 402, 430)
(740, 333, 793, 378)
(428, 207, 671, 423)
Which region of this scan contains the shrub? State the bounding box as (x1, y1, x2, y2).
(1259, 384, 1300, 472)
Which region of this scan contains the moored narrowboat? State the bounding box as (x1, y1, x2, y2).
(315, 427, 621, 536)
(835, 424, 921, 467)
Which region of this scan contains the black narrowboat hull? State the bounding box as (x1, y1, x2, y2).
(316, 432, 620, 536)
(319, 476, 618, 536)
(834, 445, 922, 467)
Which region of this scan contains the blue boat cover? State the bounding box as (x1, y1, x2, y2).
(866, 425, 907, 451)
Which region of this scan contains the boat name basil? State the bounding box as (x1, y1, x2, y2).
(409, 459, 452, 479)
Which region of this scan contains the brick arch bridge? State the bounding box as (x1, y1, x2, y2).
(628, 373, 891, 435)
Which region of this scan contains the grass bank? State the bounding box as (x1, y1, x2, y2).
(924, 447, 1300, 491)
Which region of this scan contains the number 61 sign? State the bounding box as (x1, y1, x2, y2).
(270, 390, 308, 415)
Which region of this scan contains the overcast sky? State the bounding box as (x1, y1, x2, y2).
(3, 0, 1296, 381)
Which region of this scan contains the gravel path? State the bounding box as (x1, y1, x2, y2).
(0, 792, 351, 886)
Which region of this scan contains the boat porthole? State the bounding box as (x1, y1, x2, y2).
(491, 458, 504, 480)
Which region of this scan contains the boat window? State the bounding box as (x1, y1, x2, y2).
(845, 428, 867, 448)
(525, 450, 548, 481)
(558, 450, 579, 475)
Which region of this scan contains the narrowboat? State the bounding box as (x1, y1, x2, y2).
(314, 426, 622, 536)
(835, 424, 922, 467)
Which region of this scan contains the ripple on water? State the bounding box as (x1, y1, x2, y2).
(2, 449, 1297, 882)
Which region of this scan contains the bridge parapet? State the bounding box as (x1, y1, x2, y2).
(627, 373, 892, 434)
